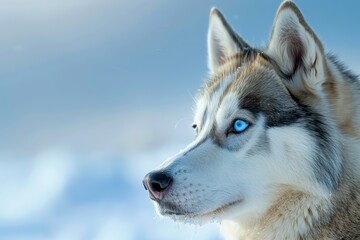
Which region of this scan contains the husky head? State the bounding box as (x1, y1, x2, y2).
(143, 1, 342, 225)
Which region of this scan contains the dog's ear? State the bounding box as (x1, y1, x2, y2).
(267, 1, 326, 94)
(207, 8, 250, 73)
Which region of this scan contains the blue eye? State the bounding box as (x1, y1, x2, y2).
(233, 119, 249, 133)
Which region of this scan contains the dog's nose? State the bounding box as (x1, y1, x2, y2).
(143, 171, 173, 201)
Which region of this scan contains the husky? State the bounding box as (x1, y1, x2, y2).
(143, 1, 360, 239)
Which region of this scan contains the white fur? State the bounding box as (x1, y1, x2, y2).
(154, 87, 327, 225)
(267, 126, 330, 197)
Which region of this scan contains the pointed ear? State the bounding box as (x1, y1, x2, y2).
(267, 1, 326, 91)
(207, 8, 250, 73)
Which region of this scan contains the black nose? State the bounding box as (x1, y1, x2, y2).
(143, 171, 173, 201)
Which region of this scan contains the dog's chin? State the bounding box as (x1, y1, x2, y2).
(156, 199, 244, 224)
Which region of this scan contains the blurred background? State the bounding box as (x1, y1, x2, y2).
(1, 0, 360, 239)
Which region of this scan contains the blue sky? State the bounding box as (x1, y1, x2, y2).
(1, 1, 360, 239)
(2, 0, 360, 155)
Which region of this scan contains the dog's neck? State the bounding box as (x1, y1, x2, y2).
(314, 145, 360, 239)
(221, 189, 331, 240)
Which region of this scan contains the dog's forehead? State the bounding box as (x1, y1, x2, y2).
(195, 55, 289, 125)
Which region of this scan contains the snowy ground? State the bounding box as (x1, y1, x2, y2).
(0, 144, 220, 240)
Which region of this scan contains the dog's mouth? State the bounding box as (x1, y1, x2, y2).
(160, 199, 243, 220)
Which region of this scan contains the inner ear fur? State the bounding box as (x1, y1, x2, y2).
(267, 1, 327, 94)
